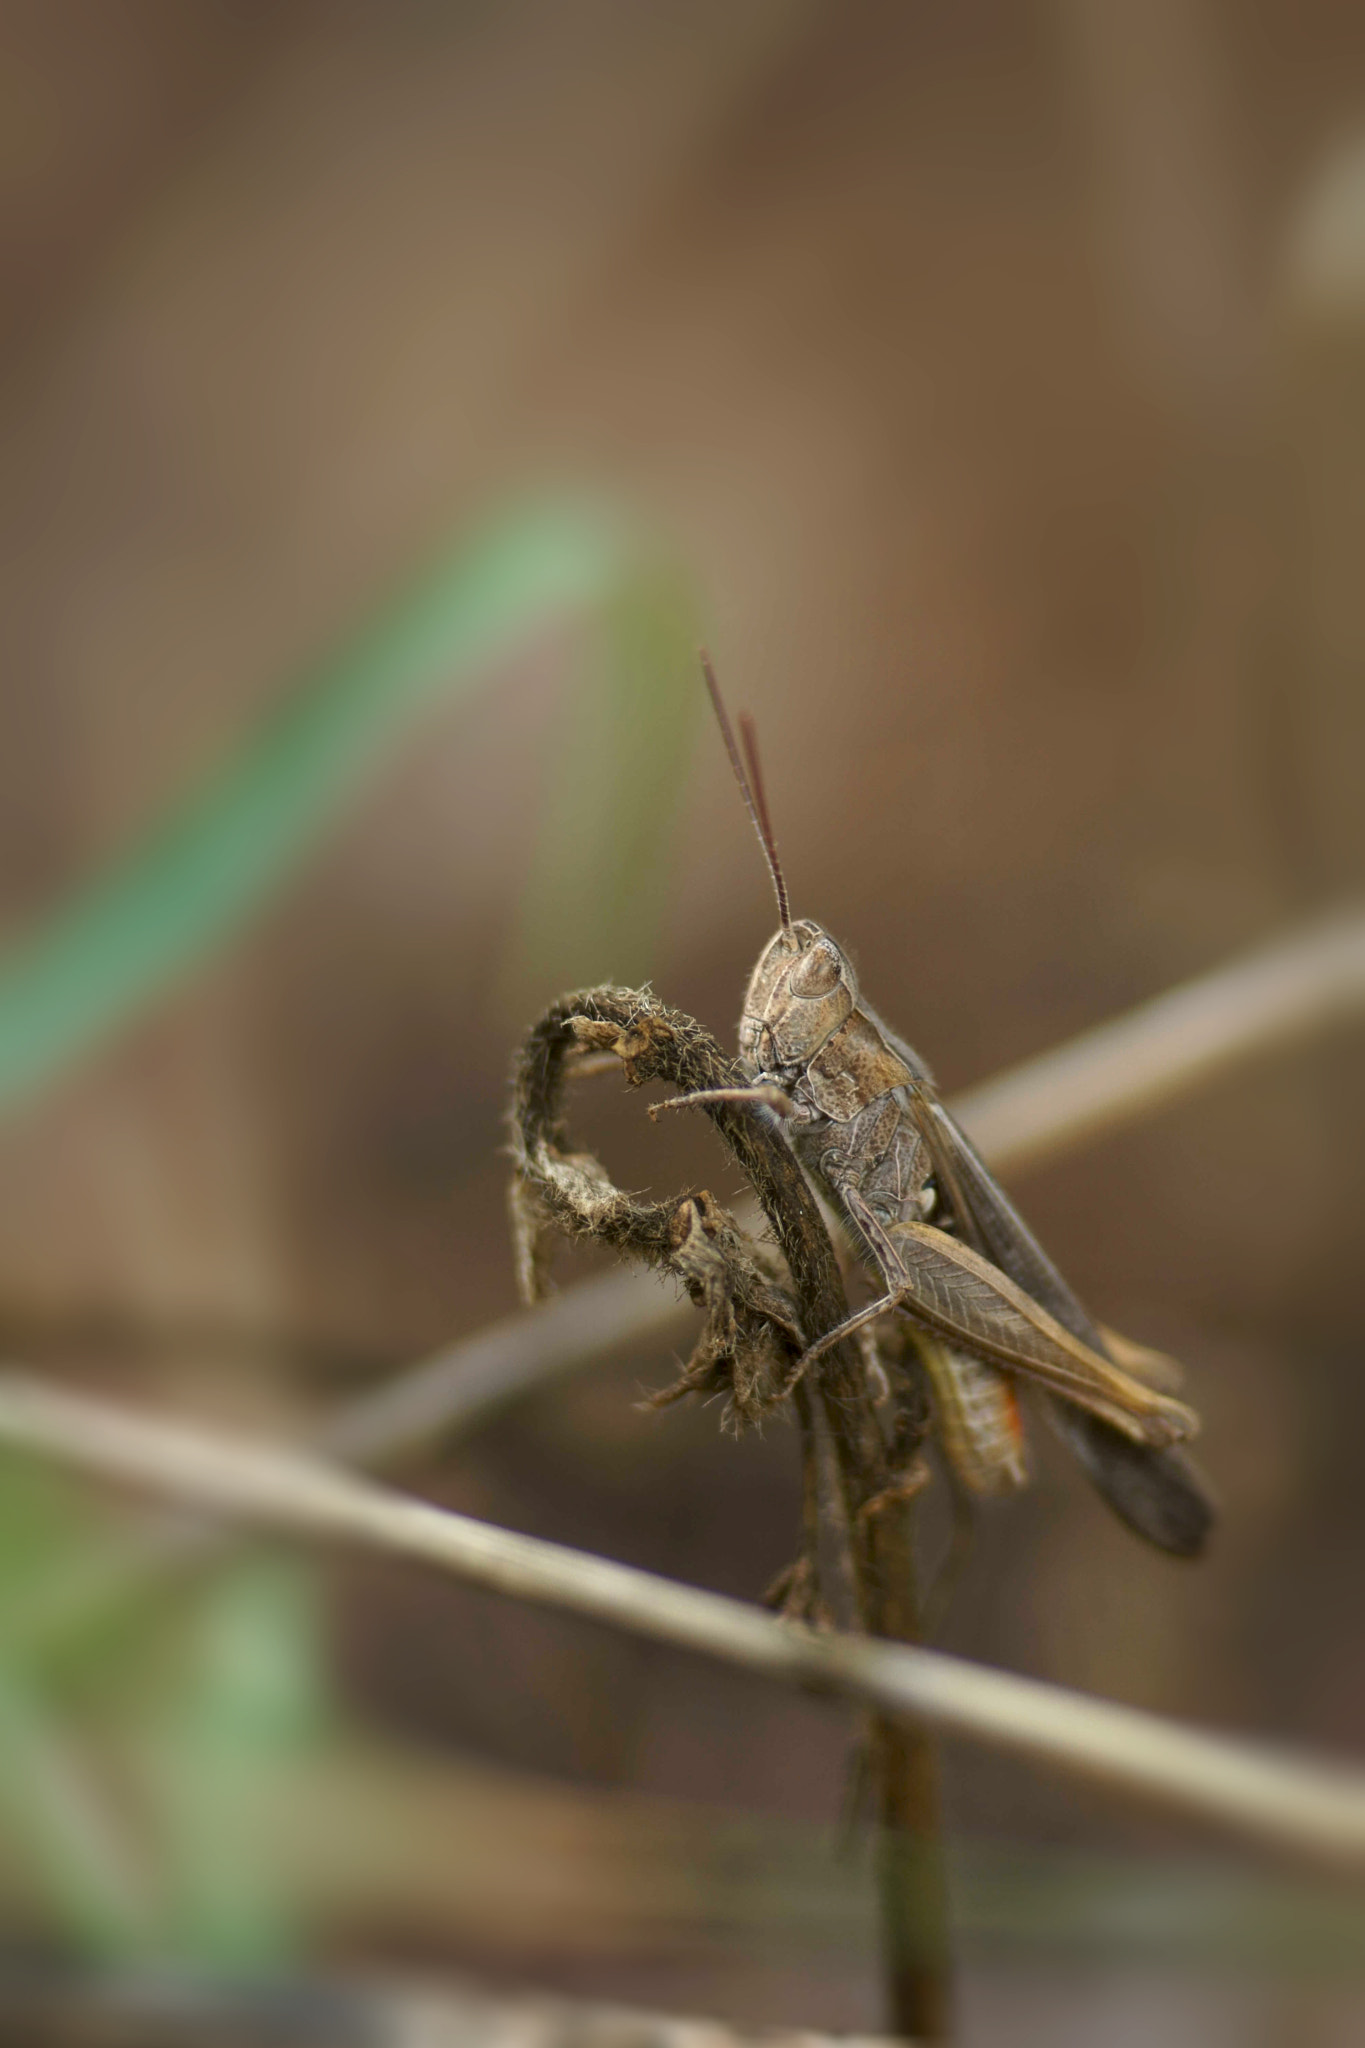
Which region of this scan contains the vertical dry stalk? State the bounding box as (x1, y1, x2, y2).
(510, 987, 951, 2040)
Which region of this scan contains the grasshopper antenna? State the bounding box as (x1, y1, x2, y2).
(700, 650, 792, 931)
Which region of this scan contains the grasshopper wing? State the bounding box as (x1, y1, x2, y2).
(844, 1196, 1196, 1447)
(1097, 1325, 1184, 1394)
(902, 1081, 1215, 1558)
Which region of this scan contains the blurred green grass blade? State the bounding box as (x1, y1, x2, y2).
(0, 1452, 158, 1956)
(132, 1555, 331, 1970)
(0, 1450, 331, 1967)
(0, 1659, 156, 1955)
(504, 563, 703, 1007)
(0, 1445, 106, 1617)
(0, 501, 629, 1116)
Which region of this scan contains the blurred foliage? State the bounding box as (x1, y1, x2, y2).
(503, 563, 705, 1009)
(0, 1423, 1356, 1986)
(0, 499, 634, 1117)
(125, 1556, 332, 1970)
(0, 2, 1363, 2033)
(0, 499, 712, 1972)
(0, 1454, 149, 1952)
(0, 1445, 331, 1968)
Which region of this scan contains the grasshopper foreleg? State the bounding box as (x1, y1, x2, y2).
(648, 1083, 796, 1122)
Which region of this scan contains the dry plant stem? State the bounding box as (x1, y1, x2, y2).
(9, 910, 1364, 2000)
(357, 905, 1365, 1469)
(10, 1272, 701, 1664)
(22, 903, 1365, 1664)
(1, 1372, 1363, 1871)
(511, 989, 951, 2040)
(343, 905, 1365, 1474)
(766, 1381, 823, 1624)
(324, 1274, 695, 1468)
(953, 904, 1365, 1173)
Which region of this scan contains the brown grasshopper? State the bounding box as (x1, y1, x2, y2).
(669, 658, 1213, 1556)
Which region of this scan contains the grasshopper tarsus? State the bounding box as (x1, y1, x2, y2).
(857, 1458, 933, 1522)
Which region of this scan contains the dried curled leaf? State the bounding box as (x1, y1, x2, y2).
(509, 987, 809, 1426)
(509, 984, 937, 1686)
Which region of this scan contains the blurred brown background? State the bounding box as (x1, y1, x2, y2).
(0, 3, 1362, 2043)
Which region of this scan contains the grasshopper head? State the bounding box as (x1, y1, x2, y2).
(738, 919, 856, 1080)
(698, 661, 854, 1079)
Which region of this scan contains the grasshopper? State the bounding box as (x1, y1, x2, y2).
(671, 658, 1213, 1556)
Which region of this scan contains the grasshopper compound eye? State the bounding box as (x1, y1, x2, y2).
(789, 940, 842, 997)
